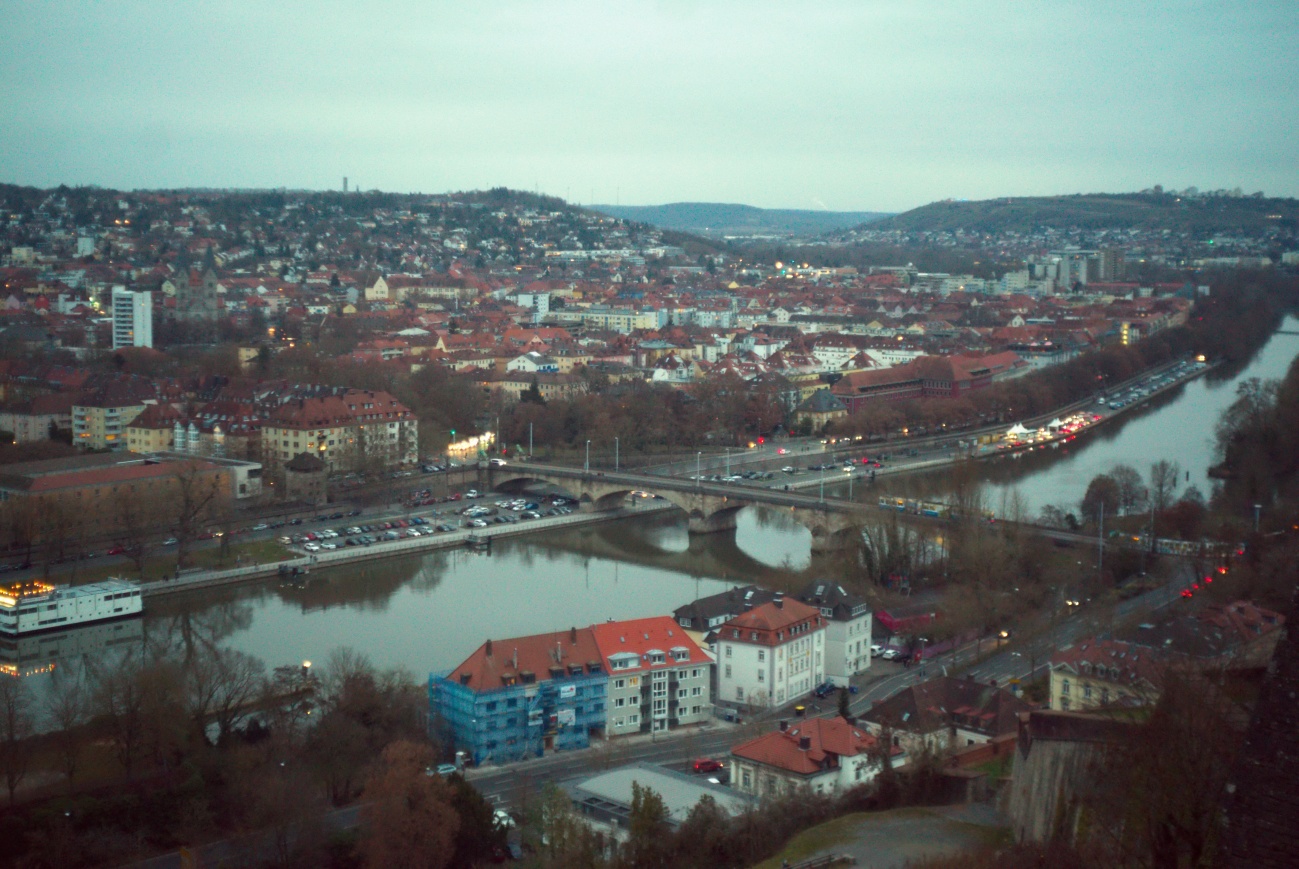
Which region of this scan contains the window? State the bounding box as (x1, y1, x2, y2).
(1083, 685, 1092, 699)
(757, 670, 765, 682)
(614, 679, 625, 689)
(757, 649, 765, 662)
(628, 714, 639, 724)
(1061, 697, 1071, 710)
(725, 646, 732, 658)
(724, 665, 732, 678)
(1061, 679, 1071, 695)
(614, 697, 625, 708)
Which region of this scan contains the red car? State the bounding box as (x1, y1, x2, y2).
(693, 758, 724, 774)
(107, 545, 126, 556)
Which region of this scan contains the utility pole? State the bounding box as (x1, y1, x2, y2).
(725, 448, 731, 476)
(615, 437, 619, 472)
(529, 423, 533, 458)
(696, 451, 702, 490)
(584, 439, 590, 474)
(1254, 503, 1262, 533)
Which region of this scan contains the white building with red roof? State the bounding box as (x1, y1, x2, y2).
(590, 616, 712, 737)
(716, 596, 826, 709)
(730, 715, 899, 797)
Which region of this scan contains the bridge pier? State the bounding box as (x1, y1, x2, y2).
(687, 511, 740, 535)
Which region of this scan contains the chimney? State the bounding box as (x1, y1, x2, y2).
(799, 736, 811, 751)
(513, 648, 519, 669)
(779, 719, 788, 732)
(570, 626, 578, 644)
(485, 639, 493, 657)
(773, 596, 783, 609)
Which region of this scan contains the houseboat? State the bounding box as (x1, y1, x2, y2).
(0, 578, 143, 636)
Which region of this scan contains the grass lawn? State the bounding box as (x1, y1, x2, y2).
(64, 538, 294, 584)
(751, 811, 879, 869)
(753, 807, 1010, 869)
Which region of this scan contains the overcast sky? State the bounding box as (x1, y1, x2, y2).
(2, 1, 1296, 212)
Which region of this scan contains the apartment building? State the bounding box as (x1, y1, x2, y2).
(261, 389, 417, 482)
(590, 616, 712, 737)
(715, 596, 826, 709)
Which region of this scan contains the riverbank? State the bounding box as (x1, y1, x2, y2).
(141, 500, 674, 599)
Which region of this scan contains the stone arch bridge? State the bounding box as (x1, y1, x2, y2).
(485, 462, 864, 553)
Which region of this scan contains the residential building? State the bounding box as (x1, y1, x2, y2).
(793, 389, 848, 433)
(1049, 638, 1176, 712)
(730, 716, 901, 797)
(797, 580, 872, 686)
(0, 393, 76, 443)
(506, 351, 559, 373)
(859, 675, 1033, 755)
(261, 389, 417, 483)
(430, 627, 608, 765)
(715, 596, 826, 709)
(590, 616, 712, 737)
(111, 286, 152, 349)
(72, 380, 156, 451)
(674, 585, 776, 636)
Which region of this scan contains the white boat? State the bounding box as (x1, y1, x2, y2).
(0, 578, 143, 636)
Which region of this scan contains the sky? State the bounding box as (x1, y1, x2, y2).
(2, 1, 1297, 213)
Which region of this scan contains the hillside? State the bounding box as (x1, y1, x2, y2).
(593, 202, 890, 238)
(865, 192, 1299, 235)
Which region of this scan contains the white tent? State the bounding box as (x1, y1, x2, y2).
(1007, 423, 1030, 436)
(1047, 418, 1064, 429)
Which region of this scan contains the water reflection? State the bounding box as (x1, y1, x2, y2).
(833, 316, 1299, 518)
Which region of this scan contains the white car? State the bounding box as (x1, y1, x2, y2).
(303, 542, 321, 552)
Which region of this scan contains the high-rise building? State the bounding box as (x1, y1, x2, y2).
(111, 286, 152, 349)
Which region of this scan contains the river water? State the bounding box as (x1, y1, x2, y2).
(18, 317, 1299, 685)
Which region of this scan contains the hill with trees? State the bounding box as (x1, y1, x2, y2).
(862, 190, 1299, 235)
(593, 202, 891, 238)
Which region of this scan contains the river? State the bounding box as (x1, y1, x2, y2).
(16, 316, 1299, 687)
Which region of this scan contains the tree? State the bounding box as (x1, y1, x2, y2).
(1109, 464, 1148, 515)
(44, 668, 88, 785)
(111, 486, 160, 576)
(172, 462, 223, 571)
(521, 375, 546, 406)
(0, 676, 34, 804)
(447, 773, 506, 867)
(184, 647, 266, 746)
(1149, 460, 1181, 518)
(1081, 474, 1121, 522)
(359, 740, 460, 869)
(837, 686, 851, 719)
(626, 781, 671, 869)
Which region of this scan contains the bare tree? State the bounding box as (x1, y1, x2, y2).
(172, 462, 224, 571)
(0, 676, 34, 804)
(1149, 460, 1182, 518)
(1109, 464, 1148, 515)
(111, 486, 161, 577)
(185, 647, 266, 745)
(91, 651, 148, 778)
(44, 668, 89, 785)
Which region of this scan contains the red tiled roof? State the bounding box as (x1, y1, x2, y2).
(589, 616, 710, 673)
(731, 717, 882, 775)
(446, 627, 605, 690)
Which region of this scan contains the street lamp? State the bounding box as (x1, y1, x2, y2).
(1254, 503, 1262, 533)
(615, 437, 619, 472)
(696, 451, 702, 489)
(725, 448, 731, 476)
(585, 439, 591, 474)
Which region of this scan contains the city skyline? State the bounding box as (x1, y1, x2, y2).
(2, 1, 1298, 212)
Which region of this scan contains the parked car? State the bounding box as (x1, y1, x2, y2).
(693, 758, 724, 773)
(813, 681, 837, 699)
